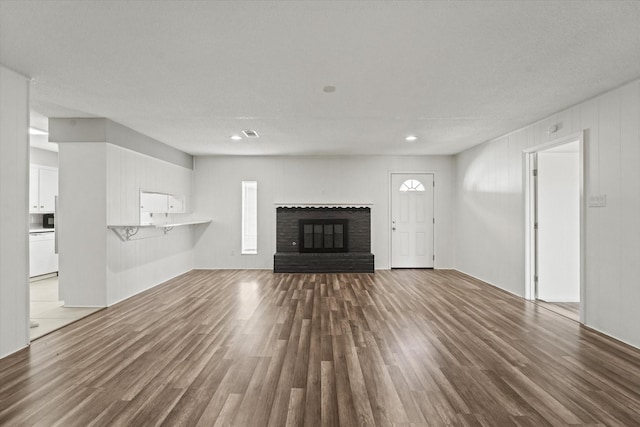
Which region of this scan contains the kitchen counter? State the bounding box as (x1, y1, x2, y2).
(29, 228, 55, 233)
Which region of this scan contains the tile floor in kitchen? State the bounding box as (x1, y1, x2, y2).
(30, 275, 102, 340)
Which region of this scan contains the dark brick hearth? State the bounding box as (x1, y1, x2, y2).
(274, 207, 374, 273)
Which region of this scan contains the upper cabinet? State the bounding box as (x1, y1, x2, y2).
(140, 191, 185, 214)
(140, 192, 169, 213)
(168, 195, 184, 213)
(30, 165, 58, 213)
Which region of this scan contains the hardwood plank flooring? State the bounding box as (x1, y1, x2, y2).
(536, 301, 580, 322)
(1, 269, 640, 426)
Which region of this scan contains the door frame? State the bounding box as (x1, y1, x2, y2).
(523, 131, 585, 323)
(388, 171, 437, 269)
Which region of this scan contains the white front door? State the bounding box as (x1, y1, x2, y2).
(391, 173, 434, 268)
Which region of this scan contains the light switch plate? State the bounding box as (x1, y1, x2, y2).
(588, 194, 607, 207)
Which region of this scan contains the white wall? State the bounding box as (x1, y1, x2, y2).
(49, 118, 193, 169)
(105, 144, 193, 305)
(193, 155, 455, 270)
(30, 147, 58, 168)
(455, 79, 640, 348)
(537, 151, 580, 302)
(0, 66, 30, 358)
(58, 143, 108, 306)
(58, 142, 194, 307)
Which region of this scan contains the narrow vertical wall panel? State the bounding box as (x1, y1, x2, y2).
(595, 89, 622, 333)
(507, 134, 521, 193)
(107, 145, 121, 225)
(155, 156, 165, 192)
(106, 225, 121, 305)
(538, 117, 553, 144)
(0, 67, 30, 358)
(497, 138, 509, 194)
(581, 98, 600, 193)
(509, 132, 525, 286)
(552, 109, 573, 140)
(105, 145, 120, 305)
(157, 156, 167, 193)
(619, 81, 640, 344)
(571, 104, 582, 134)
(579, 97, 600, 327)
(524, 124, 534, 149)
(495, 138, 509, 286)
(137, 153, 146, 192)
(129, 150, 139, 224)
(532, 121, 542, 148)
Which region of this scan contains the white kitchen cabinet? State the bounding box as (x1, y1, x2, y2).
(168, 195, 185, 213)
(29, 167, 39, 212)
(140, 192, 169, 213)
(29, 231, 58, 277)
(140, 191, 185, 213)
(30, 165, 58, 213)
(39, 168, 58, 211)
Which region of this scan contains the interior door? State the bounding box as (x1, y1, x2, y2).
(536, 150, 580, 302)
(391, 173, 434, 268)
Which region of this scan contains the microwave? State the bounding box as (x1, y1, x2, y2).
(43, 213, 55, 229)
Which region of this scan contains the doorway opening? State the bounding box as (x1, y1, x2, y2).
(28, 112, 101, 341)
(524, 133, 584, 323)
(389, 173, 435, 268)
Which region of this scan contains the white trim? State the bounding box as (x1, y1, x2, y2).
(523, 131, 586, 324)
(522, 131, 584, 153)
(274, 203, 373, 208)
(455, 268, 524, 298)
(62, 305, 106, 309)
(388, 171, 437, 269)
(105, 270, 192, 306)
(524, 150, 535, 300)
(242, 181, 258, 255)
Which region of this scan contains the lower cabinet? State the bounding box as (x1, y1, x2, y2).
(29, 232, 58, 277)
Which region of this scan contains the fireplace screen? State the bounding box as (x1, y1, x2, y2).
(299, 219, 348, 253)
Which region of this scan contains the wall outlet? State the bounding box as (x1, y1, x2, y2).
(588, 194, 607, 207)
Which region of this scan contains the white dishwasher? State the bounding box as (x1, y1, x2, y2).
(29, 231, 58, 277)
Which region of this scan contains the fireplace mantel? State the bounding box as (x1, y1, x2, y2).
(274, 203, 373, 209)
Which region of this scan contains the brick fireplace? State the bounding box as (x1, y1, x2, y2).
(273, 206, 374, 273)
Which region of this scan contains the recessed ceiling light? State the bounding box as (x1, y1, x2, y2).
(242, 130, 259, 138)
(323, 85, 336, 93)
(230, 135, 242, 141)
(405, 135, 418, 142)
(29, 127, 48, 136)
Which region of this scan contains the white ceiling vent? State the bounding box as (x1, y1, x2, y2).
(242, 130, 259, 138)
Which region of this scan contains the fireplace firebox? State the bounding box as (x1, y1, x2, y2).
(299, 219, 348, 253)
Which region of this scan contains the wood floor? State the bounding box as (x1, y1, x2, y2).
(1, 270, 640, 426)
(536, 301, 580, 322)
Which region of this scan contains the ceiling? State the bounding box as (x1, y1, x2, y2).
(1, 1, 639, 156)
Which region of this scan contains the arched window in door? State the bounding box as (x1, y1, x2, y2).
(399, 179, 425, 192)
